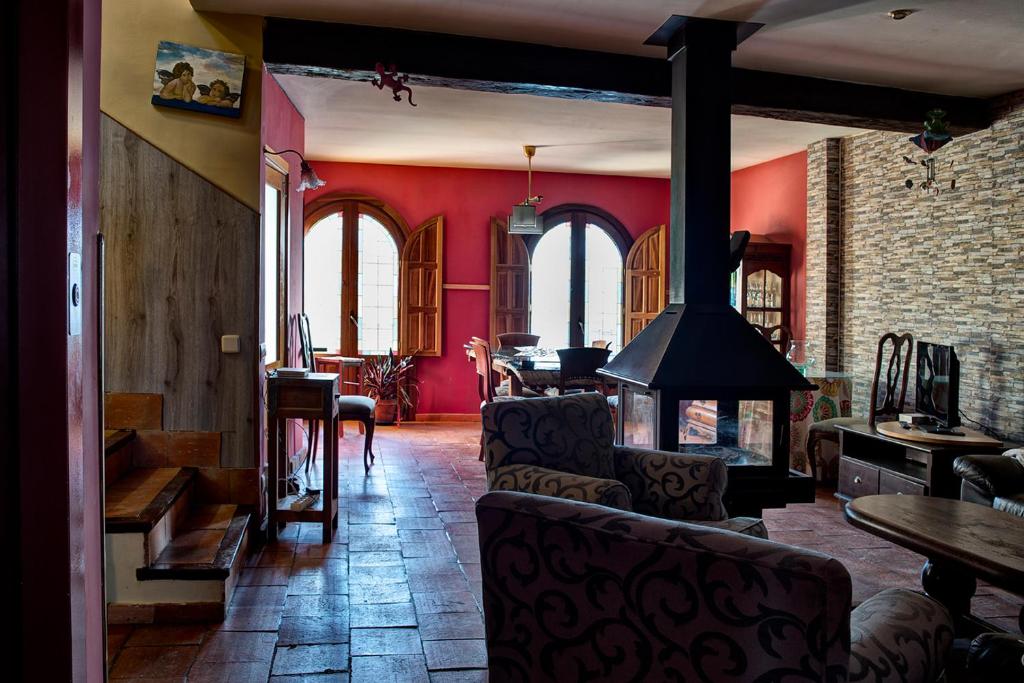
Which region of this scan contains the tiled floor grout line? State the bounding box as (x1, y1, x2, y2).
(106, 423, 1023, 681)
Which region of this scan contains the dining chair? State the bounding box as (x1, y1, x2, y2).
(496, 332, 540, 351)
(752, 323, 792, 353)
(472, 339, 529, 460)
(556, 347, 612, 395)
(806, 331, 913, 481)
(299, 313, 377, 475)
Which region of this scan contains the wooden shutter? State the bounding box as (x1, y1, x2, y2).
(489, 217, 531, 347)
(400, 215, 443, 356)
(624, 224, 667, 344)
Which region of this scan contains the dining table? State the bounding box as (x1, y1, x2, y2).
(464, 344, 564, 396)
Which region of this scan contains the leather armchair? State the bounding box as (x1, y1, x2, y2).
(481, 392, 765, 537)
(953, 452, 1024, 518)
(477, 491, 954, 683)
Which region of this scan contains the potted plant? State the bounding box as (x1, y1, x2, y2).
(362, 350, 417, 425)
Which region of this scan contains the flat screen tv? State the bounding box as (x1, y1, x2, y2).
(915, 341, 960, 428)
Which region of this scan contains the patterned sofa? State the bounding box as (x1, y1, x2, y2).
(477, 491, 954, 683)
(481, 392, 766, 536)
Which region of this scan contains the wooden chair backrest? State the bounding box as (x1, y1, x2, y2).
(471, 339, 498, 403)
(869, 332, 914, 426)
(556, 347, 612, 395)
(497, 332, 540, 351)
(298, 313, 315, 371)
(752, 323, 792, 353)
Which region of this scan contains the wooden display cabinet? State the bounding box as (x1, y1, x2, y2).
(735, 240, 792, 351)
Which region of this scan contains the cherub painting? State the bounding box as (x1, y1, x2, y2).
(152, 41, 245, 118)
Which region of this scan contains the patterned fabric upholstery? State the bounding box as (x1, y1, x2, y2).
(692, 515, 768, 538)
(477, 491, 953, 683)
(482, 393, 616, 480)
(613, 445, 727, 521)
(481, 393, 750, 529)
(477, 491, 853, 682)
(490, 464, 632, 511)
(849, 588, 954, 682)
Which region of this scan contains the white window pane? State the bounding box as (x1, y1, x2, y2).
(304, 213, 343, 353)
(357, 214, 399, 355)
(584, 224, 623, 350)
(530, 222, 571, 349)
(263, 183, 280, 364)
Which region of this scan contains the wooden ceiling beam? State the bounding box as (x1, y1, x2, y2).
(264, 18, 993, 135)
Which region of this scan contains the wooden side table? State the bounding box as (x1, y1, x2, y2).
(267, 372, 339, 544)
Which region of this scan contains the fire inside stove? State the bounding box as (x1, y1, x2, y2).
(619, 386, 780, 471)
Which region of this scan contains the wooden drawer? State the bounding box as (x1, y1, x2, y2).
(839, 457, 880, 499)
(879, 470, 926, 496)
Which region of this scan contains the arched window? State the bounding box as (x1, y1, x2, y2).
(527, 206, 629, 349)
(304, 198, 406, 356)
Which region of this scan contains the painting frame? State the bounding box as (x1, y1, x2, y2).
(152, 41, 246, 119)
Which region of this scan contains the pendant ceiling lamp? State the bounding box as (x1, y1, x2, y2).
(508, 145, 544, 234)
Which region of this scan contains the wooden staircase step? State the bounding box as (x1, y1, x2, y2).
(104, 429, 135, 455)
(105, 467, 196, 533)
(137, 507, 249, 581)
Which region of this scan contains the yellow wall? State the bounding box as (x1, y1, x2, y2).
(101, 0, 262, 209)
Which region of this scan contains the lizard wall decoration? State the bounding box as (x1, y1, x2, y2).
(372, 63, 416, 106)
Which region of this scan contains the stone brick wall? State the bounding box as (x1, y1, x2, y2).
(833, 91, 1024, 441)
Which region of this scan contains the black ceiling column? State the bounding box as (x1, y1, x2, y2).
(647, 17, 761, 306)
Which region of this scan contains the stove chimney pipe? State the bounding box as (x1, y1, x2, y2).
(646, 17, 761, 305)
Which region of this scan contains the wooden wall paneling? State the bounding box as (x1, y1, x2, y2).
(101, 115, 259, 468)
(624, 225, 667, 344)
(489, 217, 530, 346)
(400, 215, 443, 356)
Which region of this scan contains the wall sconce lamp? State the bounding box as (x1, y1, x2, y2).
(265, 147, 326, 192)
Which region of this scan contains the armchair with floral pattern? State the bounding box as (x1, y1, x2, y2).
(477, 491, 954, 683)
(480, 392, 765, 537)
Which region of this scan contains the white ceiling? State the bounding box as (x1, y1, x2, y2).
(276, 73, 867, 174)
(196, 0, 1024, 97)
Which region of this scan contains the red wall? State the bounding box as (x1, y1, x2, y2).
(304, 162, 671, 414)
(261, 70, 306, 453)
(302, 155, 807, 415)
(730, 150, 808, 339)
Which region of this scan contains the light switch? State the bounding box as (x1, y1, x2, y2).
(68, 252, 82, 337)
(221, 335, 240, 353)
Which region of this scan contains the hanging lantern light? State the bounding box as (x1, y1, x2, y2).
(508, 145, 544, 234)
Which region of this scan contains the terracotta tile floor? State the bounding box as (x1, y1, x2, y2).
(108, 422, 1022, 681)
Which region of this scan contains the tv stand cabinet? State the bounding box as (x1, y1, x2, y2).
(835, 423, 1011, 501)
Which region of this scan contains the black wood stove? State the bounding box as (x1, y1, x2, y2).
(599, 16, 815, 516)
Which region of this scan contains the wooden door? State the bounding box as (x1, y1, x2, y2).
(400, 215, 444, 356)
(489, 217, 530, 347)
(624, 225, 667, 344)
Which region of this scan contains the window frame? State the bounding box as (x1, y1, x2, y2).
(263, 156, 289, 369)
(524, 204, 632, 348)
(303, 194, 409, 357)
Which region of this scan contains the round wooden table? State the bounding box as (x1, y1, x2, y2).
(845, 494, 1024, 634)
